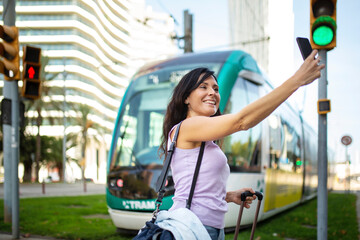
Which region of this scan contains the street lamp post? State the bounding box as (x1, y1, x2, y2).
(62, 59, 67, 183)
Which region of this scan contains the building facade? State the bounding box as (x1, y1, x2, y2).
(0, 0, 177, 183)
(228, 0, 294, 84)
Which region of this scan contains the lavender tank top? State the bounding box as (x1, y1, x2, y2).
(168, 124, 230, 229)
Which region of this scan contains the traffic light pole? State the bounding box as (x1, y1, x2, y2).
(317, 49, 328, 240)
(2, 0, 20, 238)
(183, 10, 193, 53)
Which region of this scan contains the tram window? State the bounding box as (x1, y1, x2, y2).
(112, 88, 170, 169)
(269, 115, 283, 169)
(278, 121, 301, 173)
(222, 77, 261, 172)
(245, 81, 262, 168)
(149, 112, 164, 147)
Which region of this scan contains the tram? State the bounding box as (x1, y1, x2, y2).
(106, 50, 322, 231)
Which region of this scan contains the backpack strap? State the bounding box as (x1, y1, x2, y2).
(153, 121, 205, 220)
(186, 141, 205, 209)
(155, 121, 182, 193)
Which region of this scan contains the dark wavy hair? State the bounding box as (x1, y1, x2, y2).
(159, 67, 221, 157)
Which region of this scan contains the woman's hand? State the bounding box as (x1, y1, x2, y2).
(225, 188, 257, 208)
(293, 50, 325, 87)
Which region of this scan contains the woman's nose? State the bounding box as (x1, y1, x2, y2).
(208, 88, 215, 95)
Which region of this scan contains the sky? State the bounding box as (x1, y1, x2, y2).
(145, 0, 360, 167)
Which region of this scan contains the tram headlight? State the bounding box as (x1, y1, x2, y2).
(109, 179, 116, 188)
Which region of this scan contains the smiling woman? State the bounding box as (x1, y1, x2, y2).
(106, 50, 328, 238)
(158, 49, 323, 239)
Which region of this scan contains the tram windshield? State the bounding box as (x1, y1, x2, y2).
(109, 63, 222, 171)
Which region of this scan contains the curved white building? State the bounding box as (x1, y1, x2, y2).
(0, 0, 177, 183)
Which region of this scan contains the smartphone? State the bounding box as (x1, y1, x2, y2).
(296, 37, 313, 60)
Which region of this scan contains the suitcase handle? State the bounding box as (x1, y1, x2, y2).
(241, 191, 263, 201)
(234, 191, 263, 240)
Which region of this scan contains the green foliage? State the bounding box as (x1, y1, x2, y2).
(20, 134, 63, 166)
(0, 193, 358, 240)
(19, 132, 65, 182)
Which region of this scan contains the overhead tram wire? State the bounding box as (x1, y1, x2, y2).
(156, 0, 179, 26)
(244, 0, 267, 33)
(196, 36, 270, 53)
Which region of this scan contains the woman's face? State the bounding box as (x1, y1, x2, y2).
(185, 75, 220, 118)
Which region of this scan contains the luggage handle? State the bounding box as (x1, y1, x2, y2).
(241, 191, 263, 201)
(234, 191, 263, 240)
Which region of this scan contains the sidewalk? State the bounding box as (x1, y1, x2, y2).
(0, 182, 106, 199)
(0, 232, 63, 240)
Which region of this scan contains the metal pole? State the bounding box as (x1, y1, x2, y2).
(62, 59, 67, 183)
(345, 146, 350, 193)
(2, 0, 13, 225)
(3, 95, 12, 224)
(184, 10, 193, 53)
(2, 0, 19, 238)
(317, 49, 327, 240)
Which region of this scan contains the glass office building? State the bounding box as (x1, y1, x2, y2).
(0, 0, 177, 182)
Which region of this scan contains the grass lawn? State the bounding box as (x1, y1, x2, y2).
(0, 193, 358, 240)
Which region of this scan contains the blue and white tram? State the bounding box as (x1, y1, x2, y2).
(106, 50, 322, 231)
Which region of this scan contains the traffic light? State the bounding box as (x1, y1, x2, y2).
(21, 46, 42, 100)
(0, 25, 20, 80)
(310, 0, 337, 50)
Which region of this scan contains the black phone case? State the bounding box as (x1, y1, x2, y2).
(296, 37, 313, 60)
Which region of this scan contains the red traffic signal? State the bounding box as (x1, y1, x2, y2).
(21, 46, 42, 100)
(24, 64, 40, 80)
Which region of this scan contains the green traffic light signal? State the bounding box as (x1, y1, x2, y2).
(310, 0, 337, 50)
(313, 26, 333, 46)
(312, 15, 336, 46)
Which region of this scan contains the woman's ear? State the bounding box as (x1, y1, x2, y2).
(184, 98, 189, 105)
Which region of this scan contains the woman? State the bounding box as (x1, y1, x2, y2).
(159, 50, 324, 240)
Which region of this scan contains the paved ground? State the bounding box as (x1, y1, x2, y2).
(0, 233, 63, 240)
(0, 182, 106, 199)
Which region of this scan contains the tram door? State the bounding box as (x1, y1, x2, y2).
(265, 114, 303, 212)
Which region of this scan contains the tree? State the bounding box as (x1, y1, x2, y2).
(19, 134, 63, 182)
(19, 129, 35, 182)
(66, 104, 92, 190)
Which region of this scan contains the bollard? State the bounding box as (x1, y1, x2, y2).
(84, 179, 87, 192)
(42, 180, 45, 194)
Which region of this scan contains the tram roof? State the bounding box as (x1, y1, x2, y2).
(136, 50, 234, 75)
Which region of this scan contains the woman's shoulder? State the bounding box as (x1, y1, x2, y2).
(168, 122, 182, 142)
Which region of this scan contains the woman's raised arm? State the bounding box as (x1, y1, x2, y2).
(178, 50, 324, 145)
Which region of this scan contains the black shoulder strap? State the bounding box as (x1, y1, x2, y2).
(186, 141, 205, 209)
(155, 121, 182, 192)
